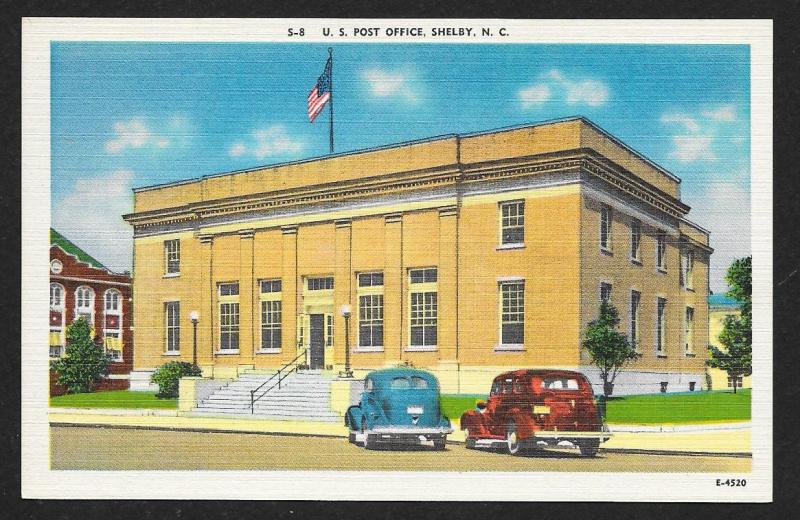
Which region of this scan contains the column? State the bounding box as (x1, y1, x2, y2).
(238, 229, 255, 366)
(383, 213, 403, 363)
(334, 219, 352, 369)
(438, 206, 459, 393)
(281, 225, 298, 364)
(197, 234, 214, 375)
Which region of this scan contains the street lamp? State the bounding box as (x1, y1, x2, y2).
(339, 304, 353, 379)
(189, 310, 199, 367)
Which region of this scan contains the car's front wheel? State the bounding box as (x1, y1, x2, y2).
(506, 421, 523, 455)
(433, 436, 447, 450)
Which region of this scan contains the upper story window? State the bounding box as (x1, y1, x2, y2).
(104, 289, 121, 312)
(656, 231, 667, 271)
(499, 200, 525, 246)
(409, 267, 437, 284)
(681, 249, 695, 290)
(307, 277, 334, 291)
(260, 279, 282, 293)
(600, 204, 612, 252)
(164, 239, 180, 275)
(630, 218, 642, 263)
(75, 286, 95, 324)
(499, 281, 525, 346)
(358, 272, 384, 287)
(219, 282, 240, 296)
(50, 283, 63, 308)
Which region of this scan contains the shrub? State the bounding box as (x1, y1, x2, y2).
(51, 318, 109, 394)
(151, 361, 202, 398)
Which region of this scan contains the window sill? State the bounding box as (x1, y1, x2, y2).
(163, 272, 181, 279)
(683, 287, 695, 292)
(496, 243, 525, 251)
(656, 353, 668, 358)
(494, 344, 525, 352)
(215, 349, 240, 355)
(630, 258, 642, 266)
(600, 247, 613, 256)
(354, 346, 385, 353)
(656, 267, 667, 274)
(684, 352, 696, 357)
(404, 345, 438, 352)
(256, 349, 281, 354)
(162, 351, 180, 356)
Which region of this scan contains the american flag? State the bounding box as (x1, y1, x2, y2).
(307, 57, 332, 123)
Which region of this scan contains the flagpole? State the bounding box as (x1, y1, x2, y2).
(328, 47, 334, 154)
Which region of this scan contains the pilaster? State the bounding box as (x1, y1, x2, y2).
(383, 212, 403, 363)
(281, 225, 298, 364)
(438, 205, 459, 362)
(238, 229, 255, 362)
(334, 219, 353, 368)
(198, 234, 214, 371)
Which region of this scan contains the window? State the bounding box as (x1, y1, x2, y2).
(684, 306, 695, 354)
(104, 289, 123, 361)
(410, 376, 429, 389)
(630, 219, 641, 262)
(656, 297, 667, 354)
(728, 376, 743, 388)
(358, 272, 384, 287)
(499, 281, 525, 345)
(164, 239, 180, 274)
(541, 378, 581, 391)
(681, 249, 695, 289)
(165, 301, 180, 352)
(307, 277, 334, 290)
(600, 204, 612, 252)
(326, 315, 334, 347)
(390, 377, 411, 390)
(219, 282, 240, 351)
(630, 290, 641, 350)
(260, 279, 282, 293)
(359, 294, 384, 348)
(50, 283, 65, 356)
(600, 282, 612, 304)
(261, 300, 282, 351)
(104, 289, 120, 311)
(409, 268, 437, 348)
(499, 200, 525, 245)
(660, 381, 669, 393)
(75, 286, 94, 325)
(656, 231, 667, 271)
(50, 283, 63, 307)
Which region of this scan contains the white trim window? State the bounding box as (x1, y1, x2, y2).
(656, 297, 667, 355)
(408, 268, 437, 349)
(630, 218, 641, 263)
(600, 282, 612, 304)
(357, 272, 384, 351)
(164, 239, 180, 275)
(165, 301, 180, 353)
(600, 204, 613, 252)
(260, 279, 282, 352)
(499, 200, 525, 246)
(630, 290, 641, 351)
(307, 277, 334, 291)
(103, 289, 123, 361)
(681, 249, 695, 290)
(49, 283, 65, 357)
(684, 306, 695, 355)
(74, 286, 95, 327)
(219, 282, 240, 351)
(499, 281, 525, 346)
(656, 231, 667, 271)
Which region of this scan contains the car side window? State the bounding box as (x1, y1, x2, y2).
(490, 380, 501, 396)
(513, 379, 524, 394)
(501, 378, 513, 394)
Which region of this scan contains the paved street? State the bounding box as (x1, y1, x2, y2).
(50, 425, 751, 472)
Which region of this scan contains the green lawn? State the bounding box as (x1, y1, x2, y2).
(50, 390, 177, 409)
(440, 389, 751, 425)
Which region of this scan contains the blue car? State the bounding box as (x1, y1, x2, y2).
(345, 368, 453, 450)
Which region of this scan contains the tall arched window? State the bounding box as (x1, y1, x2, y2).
(49, 283, 65, 357)
(103, 289, 123, 361)
(75, 286, 95, 327)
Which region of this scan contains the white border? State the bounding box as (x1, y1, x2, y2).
(21, 18, 772, 502)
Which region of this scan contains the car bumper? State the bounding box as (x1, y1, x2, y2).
(369, 426, 453, 436)
(468, 430, 612, 448)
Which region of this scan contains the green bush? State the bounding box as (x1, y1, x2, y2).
(51, 318, 109, 394)
(151, 361, 202, 398)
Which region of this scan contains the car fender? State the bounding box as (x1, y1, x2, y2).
(507, 408, 535, 440)
(360, 399, 388, 430)
(459, 409, 485, 433)
(345, 405, 361, 430)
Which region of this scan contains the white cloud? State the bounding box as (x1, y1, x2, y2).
(53, 169, 135, 273)
(361, 69, 418, 102)
(519, 69, 609, 109)
(670, 135, 716, 163)
(683, 180, 751, 293)
(702, 104, 737, 122)
(104, 118, 170, 154)
(228, 125, 304, 160)
(518, 84, 551, 108)
(660, 113, 701, 133)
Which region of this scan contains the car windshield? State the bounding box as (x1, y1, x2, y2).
(410, 376, 429, 389)
(390, 377, 411, 390)
(541, 377, 581, 391)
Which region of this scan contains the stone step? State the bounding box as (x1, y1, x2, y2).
(189, 410, 341, 422)
(198, 402, 335, 413)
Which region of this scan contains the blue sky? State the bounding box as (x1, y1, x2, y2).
(51, 43, 750, 291)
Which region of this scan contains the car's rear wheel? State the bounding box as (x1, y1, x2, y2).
(577, 438, 599, 458)
(506, 421, 522, 455)
(464, 429, 476, 449)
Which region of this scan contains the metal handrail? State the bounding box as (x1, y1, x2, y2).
(249, 349, 307, 414)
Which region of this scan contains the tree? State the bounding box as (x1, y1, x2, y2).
(51, 317, 109, 394)
(708, 256, 752, 393)
(583, 301, 641, 402)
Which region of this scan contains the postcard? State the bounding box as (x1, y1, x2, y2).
(21, 18, 772, 501)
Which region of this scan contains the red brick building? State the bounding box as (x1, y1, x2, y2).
(49, 229, 133, 379)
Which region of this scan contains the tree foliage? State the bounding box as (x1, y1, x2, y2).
(583, 301, 640, 398)
(151, 361, 202, 398)
(51, 317, 109, 394)
(707, 256, 752, 393)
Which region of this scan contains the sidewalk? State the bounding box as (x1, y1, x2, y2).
(48, 408, 751, 456)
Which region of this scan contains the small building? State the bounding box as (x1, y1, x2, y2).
(123, 117, 711, 396)
(49, 229, 133, 382)
(707, 293, 750, 390)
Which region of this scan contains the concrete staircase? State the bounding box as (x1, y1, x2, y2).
(190, 369, 342, 422)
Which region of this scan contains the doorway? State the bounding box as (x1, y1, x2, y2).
(309, 314, 325, 369)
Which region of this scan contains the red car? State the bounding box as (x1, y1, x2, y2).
(459, 369, 611, 457)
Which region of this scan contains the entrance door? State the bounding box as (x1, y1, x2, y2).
(309, 314, 325, 369)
